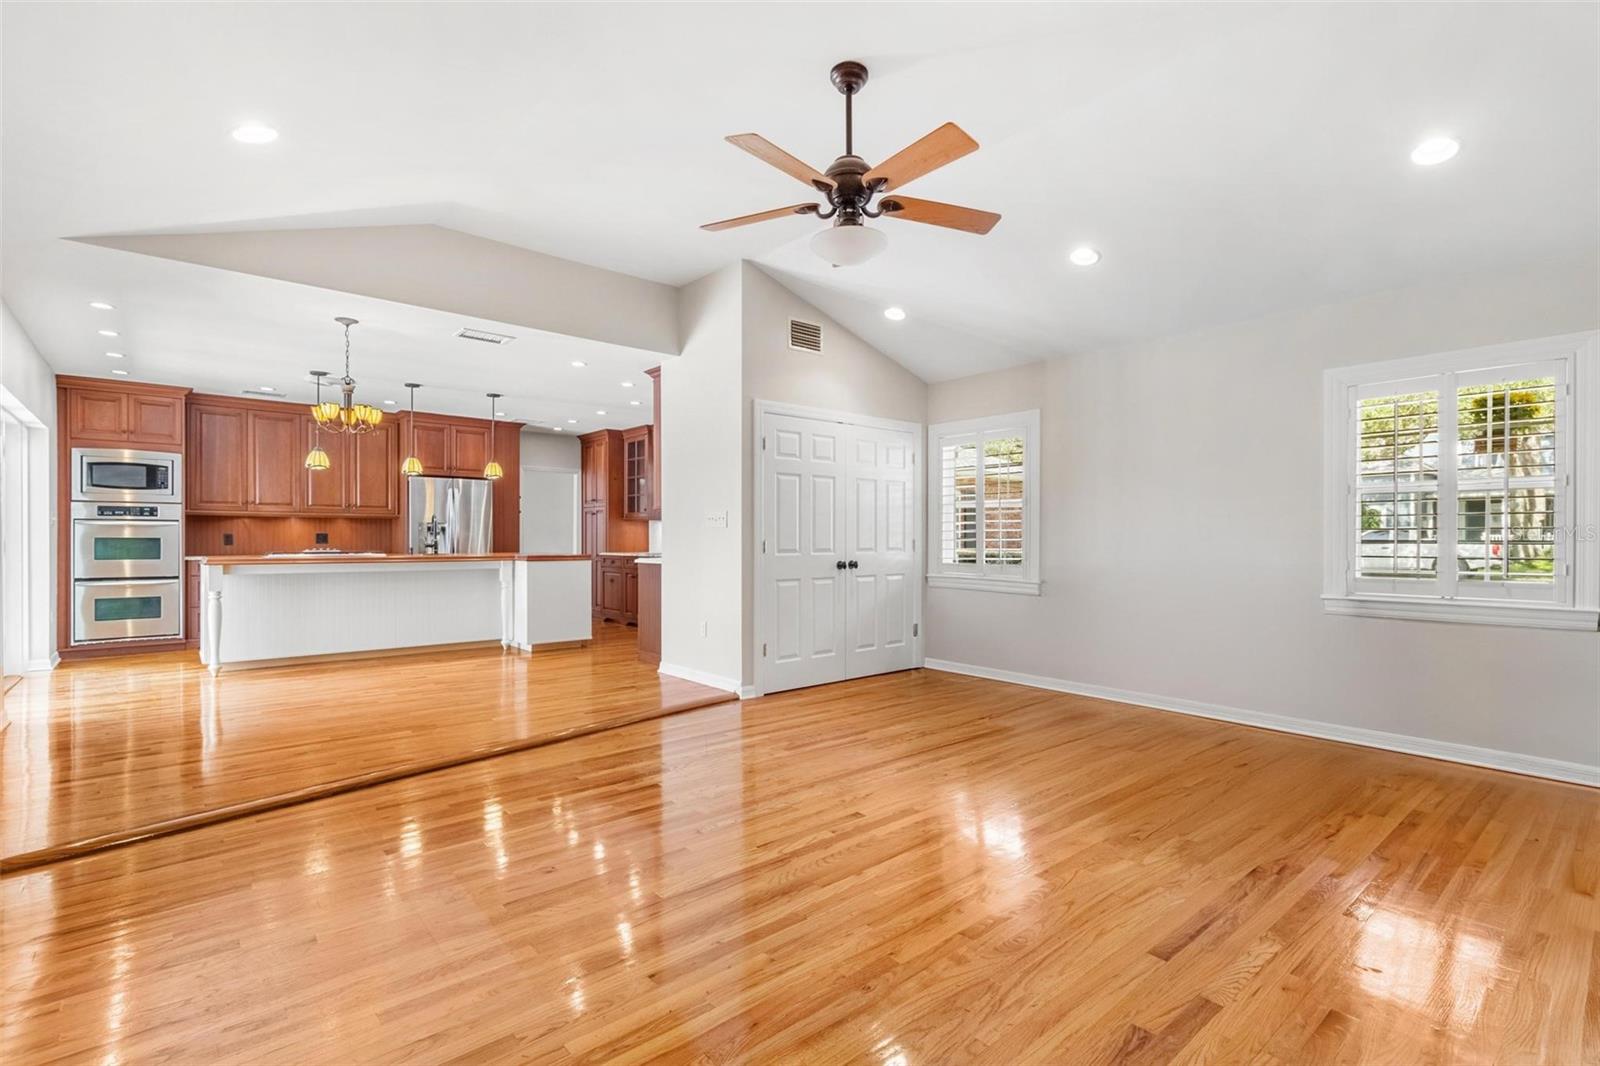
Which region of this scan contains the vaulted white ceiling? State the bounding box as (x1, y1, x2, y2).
(4, 2, 1596, 394)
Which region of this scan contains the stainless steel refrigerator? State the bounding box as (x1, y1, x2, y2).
(407, 476, 494, 554)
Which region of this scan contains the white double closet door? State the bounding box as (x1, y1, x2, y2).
(760, 409, 918, 694)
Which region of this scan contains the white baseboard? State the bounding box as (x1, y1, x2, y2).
(23, 653, 57, 673)
(923, 658, 1599, 788)
(658, 661, 744, 696)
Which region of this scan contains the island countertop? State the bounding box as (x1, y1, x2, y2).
(194, 554, 593, 671)
(186, 553, 590, 566)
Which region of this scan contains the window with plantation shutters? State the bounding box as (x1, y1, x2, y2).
(1324, 332, 1598, 630)
(929, 410, 1040, 594)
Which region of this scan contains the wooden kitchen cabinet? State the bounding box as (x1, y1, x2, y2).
(300, 420, 348, 512)
(578, 428, 648, 556)
(622, 426, 650, 519)
(636, 562, 660, 664)
(349, 420, 399, 515)
(248, 410, 302, 512)
(187, 404, 249, 512)
(408, 417, 450, 474)
(448, 423, 490, 476)
(594, 554, 639, 625)
(127, 394, 185, 447)
(62, 377, 187, 449)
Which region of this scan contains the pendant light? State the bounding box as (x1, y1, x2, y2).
(401, 382, 424, 476)
(311, 317, 383, 433)
(482, 392, 504, 481)
(304, 371, 332, 471)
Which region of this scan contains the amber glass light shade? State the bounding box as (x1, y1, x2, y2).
(401, 455, 424, 477)
(304, 445, 331, 471)
(482, 460, 504, 481)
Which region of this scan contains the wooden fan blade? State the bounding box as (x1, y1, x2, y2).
(879, 195, 1000, 235)
(700, 203, 819, 232)
(864, 122, 979, 193)
(726, 134, 835, 191)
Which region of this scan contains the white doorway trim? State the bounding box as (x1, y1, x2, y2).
(0, 386, 53, 674)
(751, 399, 924, 698)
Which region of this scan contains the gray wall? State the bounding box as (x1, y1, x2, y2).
(925, 260, 1600, 768)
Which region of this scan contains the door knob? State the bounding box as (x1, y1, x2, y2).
(835, 560, 847, 570)
(847, 560, 859, 569)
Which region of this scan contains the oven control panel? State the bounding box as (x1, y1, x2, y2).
(92, 505, 161, 518)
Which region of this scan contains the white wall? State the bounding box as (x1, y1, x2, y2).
(0, 301, 59, 682)
(519, 428, 581, 554)
(660, 265, 745, 687)
(925, 261, 1600, 770)
(740, 263, 928, 685)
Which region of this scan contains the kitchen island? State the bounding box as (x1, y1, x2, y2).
(191, 554, 592, 672)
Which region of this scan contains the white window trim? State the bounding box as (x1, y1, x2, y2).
(1322, 330, 1600, 631)
(927, 409, 1041, 595)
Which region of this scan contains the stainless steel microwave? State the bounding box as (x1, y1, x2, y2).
(72, 447, 183, 504)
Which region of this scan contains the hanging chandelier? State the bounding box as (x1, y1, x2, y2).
(401, 382, 424, 476)
(483, 392, 504, 480)
(304, 371, 332, 471)
(312, 316, 383, 433)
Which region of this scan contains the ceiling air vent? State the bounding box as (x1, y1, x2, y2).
(455, 327, 516, 345)
(789, 319, 823, 353)
(240, 388, 284, 398)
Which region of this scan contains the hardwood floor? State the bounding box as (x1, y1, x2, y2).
(4, 668, 1595, 1064)
(1, 624, 732, 869)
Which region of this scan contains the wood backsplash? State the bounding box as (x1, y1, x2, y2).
(186, 515, 404, 556)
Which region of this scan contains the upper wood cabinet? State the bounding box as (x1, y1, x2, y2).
(449, 424, 491, 476)
(301, 421, 348, 512)
(128, 395, 184, 447)
(61, 377, 186, 449)
(187, 405, 248, 512)
(622, 426, 650, 520)
(581, 435, 606, 505)
(349, 420, 399, 515)
(645, 366, 662, 520)
(247, 410, 301, 513)
(408, 417, 451, 475)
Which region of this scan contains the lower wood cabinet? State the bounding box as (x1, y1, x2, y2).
(636, 562, 660, 664)
(594, 555, 640, 625)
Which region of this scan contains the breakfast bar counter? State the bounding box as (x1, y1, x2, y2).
(189, 554, 592, 672)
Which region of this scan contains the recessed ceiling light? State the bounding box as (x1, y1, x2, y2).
(89, 301, 115, 311)
(553, 427, 563, 432)
(570, 360, 587, 368)
(883, 307, 907, 321)
(630, 400, 641, 406)
(1411, 136, 1460, 166)
(105, 351, 125, 359)
(383, 399, 396, 405)
(1068, 246, 1101, 267)
(98, 329, 119, 337)
(231, 122, 279, 145)
(621, 381, 634, 388)
(496, 411, 506, 418)
(567, 418, 578, 424)
(259, 385, 275, 392)
(596, 409, 607, 416)
(110, 369, 129, 376)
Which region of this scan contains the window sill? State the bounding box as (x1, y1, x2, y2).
(927, 574, 1041, 596)
(1322, 594, 1599, 631)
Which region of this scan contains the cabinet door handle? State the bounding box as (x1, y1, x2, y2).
(847, 560, 859, 569)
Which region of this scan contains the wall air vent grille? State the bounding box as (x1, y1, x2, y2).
(789, 319, 823, 353)
(456, 327, 516, 345)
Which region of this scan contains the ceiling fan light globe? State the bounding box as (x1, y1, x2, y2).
(811, 223, 887, 267)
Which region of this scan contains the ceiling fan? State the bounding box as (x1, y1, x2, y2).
(702, 60, 1000, 266)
